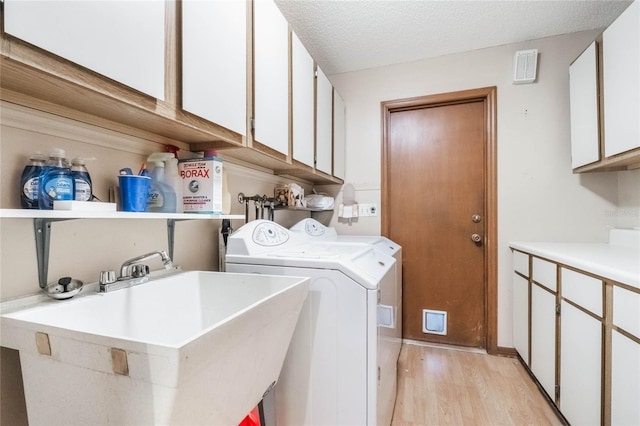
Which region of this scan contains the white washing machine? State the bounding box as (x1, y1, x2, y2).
(226, 220, 397, 426)
(289, 218, 403, 416)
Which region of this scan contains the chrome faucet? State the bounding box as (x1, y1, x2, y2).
(99, 250, 174, 293)
(119, 250, 173, 279)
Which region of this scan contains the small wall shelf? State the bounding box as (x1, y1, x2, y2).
(0, 209, 244, 221)
(273, 206, 333, 213)
(0, 209, 245, 288)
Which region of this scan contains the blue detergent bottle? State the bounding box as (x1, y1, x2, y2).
(20, 152, 46, 209)
(71, 157, 92, 201)
(38, 148, 75, 210)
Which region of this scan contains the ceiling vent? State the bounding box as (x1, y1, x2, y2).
(513, 49, 538, 84)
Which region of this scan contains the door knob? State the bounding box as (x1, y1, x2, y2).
(471, 233, 482, 244)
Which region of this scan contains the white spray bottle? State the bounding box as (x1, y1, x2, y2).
(165, 156, 183, 213)
(147, 152, 177, 213)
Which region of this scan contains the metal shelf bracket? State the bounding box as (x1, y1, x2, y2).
(167, 219, 190, 260)
(34, 217, 74, 289)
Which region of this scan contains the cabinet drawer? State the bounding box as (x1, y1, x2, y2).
(613, 285, 640, 339)
(532, 257, 557, 292)
(561, 268, 603, 317)
(513, 251, 529, 277)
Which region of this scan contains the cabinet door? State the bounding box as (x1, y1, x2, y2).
(612, 330, 640, 426)
(530, 284, 556, 400)
(316, 67, 333, 175)
(333, 91, 346, 180)
(4, 0, 165, 100)
(560, 301, 602, 425)
(603, 1, 640, 157)
(569, 42, 600, 168)
(253, 0, 289, 156)
(512, 273, 529, 365)
(291, 32, 315, 168)
(182, 0, 247, 136)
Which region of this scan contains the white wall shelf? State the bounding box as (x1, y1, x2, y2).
(0, 209, 244, 221)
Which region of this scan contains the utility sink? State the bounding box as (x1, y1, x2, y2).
(1, 271, 309, 425)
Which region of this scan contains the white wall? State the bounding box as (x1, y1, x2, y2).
(327, 30, 640, 348)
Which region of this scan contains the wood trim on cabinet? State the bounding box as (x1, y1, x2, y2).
(0, 34, 245, 146)
(1, 1, 339, 185)
(573, 35, 640, 173)
(514, 250, 640, 426)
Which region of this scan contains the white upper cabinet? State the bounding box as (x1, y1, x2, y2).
(333, 91, 346, 180)
(253, 0, 289, 156)
(569, 42, 600, 169)
(316, 66, 333, 175)
(4, 0, 165, 100)
(182, 0, 247, 136)
(603, 1, 640, 157)
(291, 32, 315, 168)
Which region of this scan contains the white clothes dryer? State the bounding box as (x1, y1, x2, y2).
(289, 218, 403, 416)
(226, 220, 397, 426)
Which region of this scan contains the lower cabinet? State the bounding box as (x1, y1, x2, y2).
(611, 284, 640, 426)
(511, 249, 640, 425)
(560, 300, 602, 425)
(512, 272, 529, 365)
(611, 330, 640, 425)
(530, 284, 557, 401)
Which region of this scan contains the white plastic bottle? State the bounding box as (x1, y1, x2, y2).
(147, 160, 177, 213)
(165, 157, 184, 213)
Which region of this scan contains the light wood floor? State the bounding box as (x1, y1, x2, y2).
(391, 342, 564, 426)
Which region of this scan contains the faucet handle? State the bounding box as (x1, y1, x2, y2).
(130, 264, 150, 278)
(99, 270, 116, 285)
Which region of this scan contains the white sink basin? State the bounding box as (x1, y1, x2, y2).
(1, 271, 309, 425)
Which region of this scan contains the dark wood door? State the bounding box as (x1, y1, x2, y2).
(385, 98, 487, 347)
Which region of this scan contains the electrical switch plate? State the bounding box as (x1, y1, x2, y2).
(369, 204, 378, 216)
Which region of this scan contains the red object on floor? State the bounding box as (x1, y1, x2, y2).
(238, 406, 261, 426)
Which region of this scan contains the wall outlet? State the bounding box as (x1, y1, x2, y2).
(358, 203, 378, 217)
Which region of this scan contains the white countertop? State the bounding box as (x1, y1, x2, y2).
(510, 229, 640, 289)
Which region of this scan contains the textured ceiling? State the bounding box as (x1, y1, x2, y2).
(275, 0, 633, 75)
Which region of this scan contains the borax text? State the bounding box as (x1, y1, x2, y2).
(180, 169, 210, 178)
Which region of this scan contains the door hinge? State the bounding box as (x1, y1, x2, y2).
(250, 117, 255, 132)
(555, 384, 560, 400)
(556, 303, 561, 315)
(377, 289, 381, 303)
(378, 366, 380, 381)
(314, 70, 318, 79)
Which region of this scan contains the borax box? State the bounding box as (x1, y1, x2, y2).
(178, 157, 222, 214)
